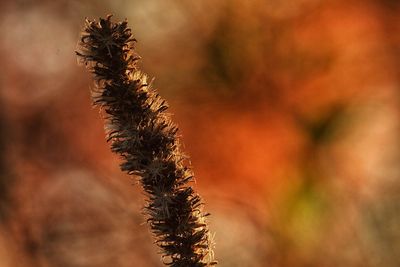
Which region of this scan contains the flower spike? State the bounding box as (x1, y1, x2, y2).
(76, 15, 216, 266)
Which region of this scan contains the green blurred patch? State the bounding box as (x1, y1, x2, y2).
(283, 179, 330, 248)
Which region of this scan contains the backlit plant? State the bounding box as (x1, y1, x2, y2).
(76, 15, 216, 266)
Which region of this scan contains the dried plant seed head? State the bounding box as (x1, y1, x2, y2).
(76, 15, 217, 266)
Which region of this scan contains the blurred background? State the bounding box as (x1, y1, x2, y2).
(0, 0, 399, 266)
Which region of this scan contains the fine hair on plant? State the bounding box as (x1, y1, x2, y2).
(76, 15, 216, 266)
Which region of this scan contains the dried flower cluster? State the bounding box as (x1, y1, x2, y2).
(76, 15, 216, 266)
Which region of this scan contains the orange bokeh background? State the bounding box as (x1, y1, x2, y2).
(0, 0, 399, 266)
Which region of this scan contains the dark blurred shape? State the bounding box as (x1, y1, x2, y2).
(203, 7, 244, 93)
(294, 103, 347, 145)
(379, 0, 400, 9)
(199, 0, 335, 112)
(0, 98, 12, 221)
